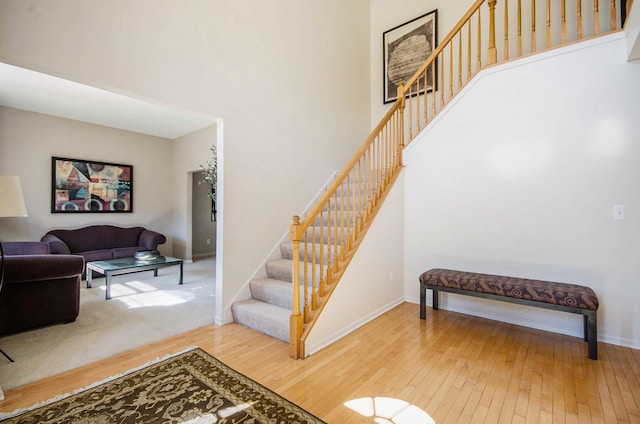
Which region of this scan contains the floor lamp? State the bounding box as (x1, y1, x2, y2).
(0, 175, 29, 364)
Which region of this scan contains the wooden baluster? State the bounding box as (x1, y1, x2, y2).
(416, 81, 421, 133)
(505, 0, 510, 61)
(532, 0, 537, 51)
(610, 0, 617, 30)
(306, 234, 313, 314)
(349, 173, 356, 247)
(562, 0, 567, 43)
(488, 0, 498, 64)
(458, 31, 463, 89)
(449, 43, 453, 98)
(311, 223, 318, 295)
(431, 61, 437, 117)
(440, 50, 445, 110)
(423, 71, 428, 126)
(546, 0, 551, 48)
(478, 9, 482, 70)
(289, 215, 303, 359)
(594, 0, 600, 34)
(467, 21, 472, 80)
(518, 0, 523, 56)
(397, 84, 406, 167)
(407, 84, 413, 140)
(577, 0, 583, 39)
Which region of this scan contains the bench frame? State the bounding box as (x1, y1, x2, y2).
(420, 283, 598, 360)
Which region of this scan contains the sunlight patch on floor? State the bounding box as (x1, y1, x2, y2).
(99, 281, 196, 308)
(344, 397, 435, 424)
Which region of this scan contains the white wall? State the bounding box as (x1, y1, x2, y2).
(0, 1, 372, 324)
(0, 107, 173, 252)
(404, 33, 640, 349)
(307, 173, 406, 355)
(370, 0, 476, 127)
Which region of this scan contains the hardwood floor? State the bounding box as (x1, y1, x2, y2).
(1, 302, 639, 423)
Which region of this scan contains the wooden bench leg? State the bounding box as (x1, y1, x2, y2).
(420, 284, 426, 319)
(432, 288, 439, 310)
(585, 311, 597, 360)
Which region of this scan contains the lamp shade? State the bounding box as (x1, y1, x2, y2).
(0, 175, 28, 217)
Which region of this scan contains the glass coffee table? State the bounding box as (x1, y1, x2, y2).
(86, 256, 183, 300)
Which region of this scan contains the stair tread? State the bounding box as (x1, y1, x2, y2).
(232, 299, 290, 342)
(251, 277, 292, 286)
(233, 298, 290, 314)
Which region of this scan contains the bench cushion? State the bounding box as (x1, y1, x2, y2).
(419, 268, 598, 311)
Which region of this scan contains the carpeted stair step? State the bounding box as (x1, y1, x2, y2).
(231, 299, 290, 342)
(266, 258, 294, 282)
(250, 277, 297, 310)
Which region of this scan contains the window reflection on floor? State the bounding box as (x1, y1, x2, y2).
(344, 397, 435, 424)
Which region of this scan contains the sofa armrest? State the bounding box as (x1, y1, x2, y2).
(138, 229, 167, 250)
(0, 241, 50, 255)
(41, 234, 72, 254)
(3, 255, 84, 284)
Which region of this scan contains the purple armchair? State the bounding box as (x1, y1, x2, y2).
(0, 241, 84, 335)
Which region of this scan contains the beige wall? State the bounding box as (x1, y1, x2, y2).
(0, 106, 173, 253)
(0, 1, 372, 324)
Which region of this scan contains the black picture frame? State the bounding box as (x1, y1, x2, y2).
(51, 157, 133, 213)
(383, 9, 438, 104)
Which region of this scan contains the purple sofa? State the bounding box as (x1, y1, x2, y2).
(0, 241, 84, 335)
(41, 225, 166, 277)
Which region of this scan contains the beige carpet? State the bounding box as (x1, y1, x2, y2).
(0, 256, 215, 390)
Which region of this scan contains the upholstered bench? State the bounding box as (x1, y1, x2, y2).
(419, 268, 599, 360)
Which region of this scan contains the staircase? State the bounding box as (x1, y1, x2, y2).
(232, 0, 628, 358)
(232, 188, 354, 342)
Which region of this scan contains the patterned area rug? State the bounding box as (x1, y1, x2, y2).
(0, 348, 325, 423)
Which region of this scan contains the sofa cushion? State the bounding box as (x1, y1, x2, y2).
(77, 249, 113, 262)
(104, 226, 144, 249)
(112, 246, 140, 259)
(47, 227, 107, 253)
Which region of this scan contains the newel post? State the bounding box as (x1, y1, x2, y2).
(289, 215, 304, 359)
(488, 0, 498, 64)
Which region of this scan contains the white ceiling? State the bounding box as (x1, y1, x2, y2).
(0, 62, 217, 139)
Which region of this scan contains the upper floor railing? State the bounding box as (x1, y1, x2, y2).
(289, 0, 625, 359)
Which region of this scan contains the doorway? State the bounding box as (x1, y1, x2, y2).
(191, 171, 216, 258)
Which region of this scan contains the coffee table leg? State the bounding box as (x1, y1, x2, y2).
(87, 269, 92, 288)
(106, 272, 112, 300)
(179, 262, 183, 285)
(154, 269, 158, 277)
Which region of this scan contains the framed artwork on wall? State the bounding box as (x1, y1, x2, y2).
(51, 157, 133, 213)
(383, 9, 437, 104)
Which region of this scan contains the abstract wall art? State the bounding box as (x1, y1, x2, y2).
(51, 157, 133, 213)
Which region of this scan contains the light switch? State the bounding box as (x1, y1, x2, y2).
(613, 205, 624, 220)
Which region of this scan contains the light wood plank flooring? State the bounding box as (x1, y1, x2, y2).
(1, 302, 639, 423)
